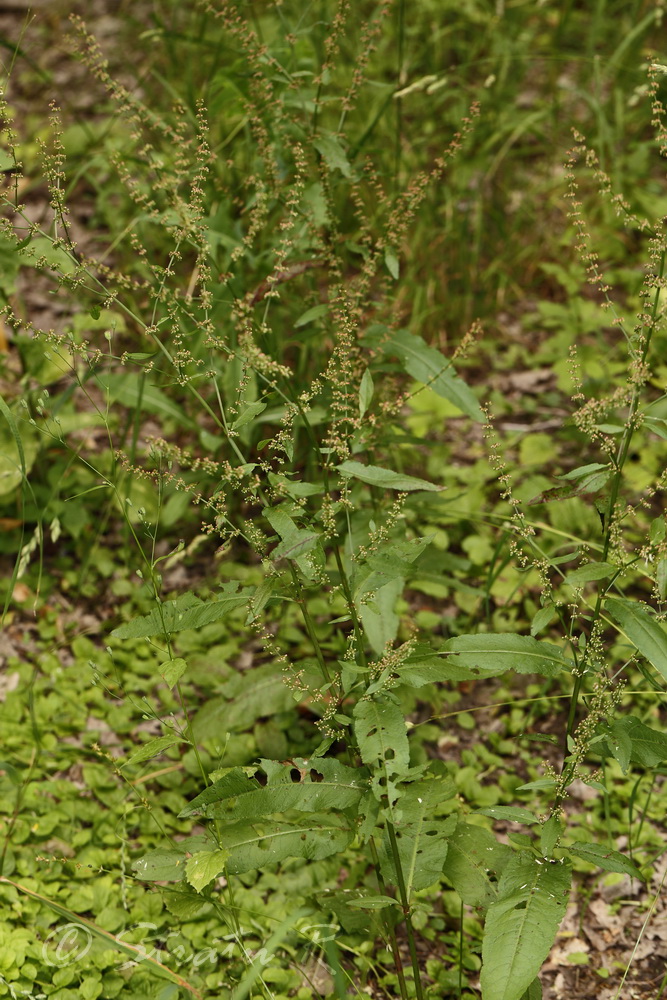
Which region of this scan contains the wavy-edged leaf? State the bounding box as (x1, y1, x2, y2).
(600, 716, 667, 767)
(605, 597, 667, 681)
(565, 562, 616, 585)
(440, 633, 573, 678)
(192, 663, 304, 741)
(480, 854, 571, 1000)
(185, 849, 230, 892)
(337, 460, 442, 492)
(190, 772, 363, 822)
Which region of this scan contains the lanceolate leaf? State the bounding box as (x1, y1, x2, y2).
(567, 842, 644, 881)
(480, 854, 571, 1000)
(605, 597, 667, 681)
(337, 460, 442, 492)
(385, 329, 484, 422)
(440, 634, 573, 678)
(122, 734, 187, 768)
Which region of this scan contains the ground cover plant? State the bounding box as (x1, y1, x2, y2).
(1, 2, 667, 999)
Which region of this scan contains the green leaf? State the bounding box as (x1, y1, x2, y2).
(440, 634, 573, 678)
(265, 506, 323, 578)
(347, 895, 399, 909)
(359, 368, 374, 417)
(185, 849, 230, 893)
(96, 373, 194, 428)
(0, 397, 40, 497)
(192, 663, 303, 741)
(358, 578, 403, 656)
(441, 822, 512, 907)
(313, 133, 352, 176)
(295, 303, 329, 328)
(160, 657, 188, 689)
(354, 697, 410, 801)
(598, 716, 667, 767)
(133, 850, 187, 882)
(396, 652, 478, 686)
(480, 854, 571, 1000)
(231, 401, 267, 431)
(337, 460, 442, 492)
(565, 562, 616, 585)
(540, 817, 562, 858)
(217, 816, 353, 874)
(111, 586, 249, 639)
(560, 462, 608, 481)
(384, 247, 399, 279)
(122, 735, 187, 768)
(476, 807, 539, 825)
(605, 597, 667, 681)
(568, 842, 644, 881)
(530, 606, 556, 636)
(386, 329, 484, 421)
(520, 979, 542, 1000)
(181, 759, 364, 821)
(379, 780, 457, 894)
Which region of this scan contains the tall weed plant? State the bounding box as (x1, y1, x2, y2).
(2, 3, 667, 1000)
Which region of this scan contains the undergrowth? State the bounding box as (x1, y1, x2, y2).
(1, 4, 667, 1000)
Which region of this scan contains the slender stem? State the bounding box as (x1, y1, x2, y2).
(289, 564, 332, 685)
(386, 822, 424, 1000)
(367, 837, 409, 1000)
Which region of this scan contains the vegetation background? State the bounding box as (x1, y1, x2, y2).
(1, 2, 667, 999)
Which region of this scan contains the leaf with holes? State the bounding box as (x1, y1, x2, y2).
(354, 697, 410, 803)
(186, 759, 364, 821)
(217, 815, 354, 874)
(480, 853, 571, 1000)
(378, 779, 457, 894)
(441, 822, 512, 907)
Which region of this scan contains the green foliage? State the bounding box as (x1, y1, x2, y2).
(2, 1, 667, 998)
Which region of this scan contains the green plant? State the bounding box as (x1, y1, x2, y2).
(3, 4, 667, 1000)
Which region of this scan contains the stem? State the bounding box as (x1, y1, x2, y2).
(367, 836, 410, 1000)
(289, 563, 332, 685)
(386, 821, 424, 1000)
